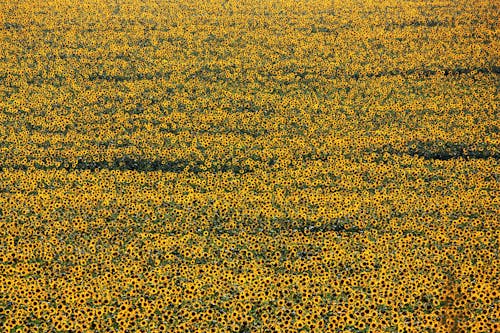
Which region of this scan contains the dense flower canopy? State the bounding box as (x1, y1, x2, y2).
(0, 0, 498, 332)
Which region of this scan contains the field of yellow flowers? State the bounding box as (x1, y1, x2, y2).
(0, 0, 499, 332)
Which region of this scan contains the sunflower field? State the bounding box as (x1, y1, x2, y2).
(0, 0, 498, 332)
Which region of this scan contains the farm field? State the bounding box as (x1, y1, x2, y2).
(0, 0, 499, 332)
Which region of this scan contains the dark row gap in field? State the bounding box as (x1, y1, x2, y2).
(348, 66, 500, 80)
(0, 157, 252, 174)
(74, 65, 500, 85)
(0, 142, 498, 173)
(0, 153, 327, 173)
(206, 214, 365, 236)
(375, 141, 500, 161)
(2, 65, 497, 87)
(0, 19, 460, 32)
(0, 150, 497, 173)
